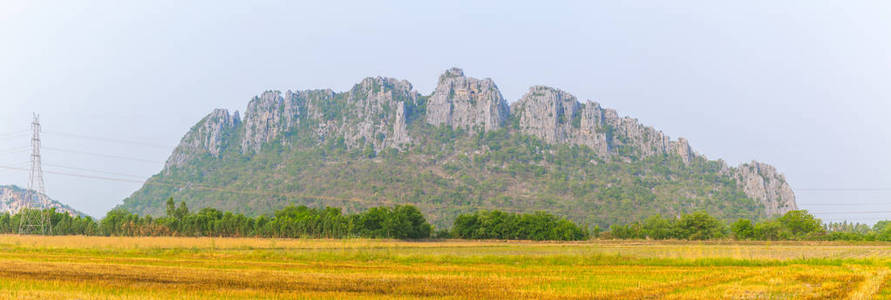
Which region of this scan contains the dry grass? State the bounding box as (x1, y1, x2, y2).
(1, 235, 890, 299)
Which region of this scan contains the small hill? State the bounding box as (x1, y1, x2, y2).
(0, 185, 84, 216)
(119, 68, 797, 228)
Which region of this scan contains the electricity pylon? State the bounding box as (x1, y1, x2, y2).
(18, 113, 51, 235)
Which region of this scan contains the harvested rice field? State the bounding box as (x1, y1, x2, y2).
(0, 235, 890, 299)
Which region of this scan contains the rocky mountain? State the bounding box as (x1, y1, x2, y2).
(121, 68, 797, 227)
(426, 68, 510, 131)
(0, 185, 83, 216)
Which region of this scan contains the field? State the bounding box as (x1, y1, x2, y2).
(1, 235, 891, 299)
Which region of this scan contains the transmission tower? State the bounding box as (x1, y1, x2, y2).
(19, 113, 51, 235)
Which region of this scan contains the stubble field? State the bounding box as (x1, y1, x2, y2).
(0, 235, 890, 299)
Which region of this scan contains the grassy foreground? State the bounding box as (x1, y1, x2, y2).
(1, 235, 891, 299)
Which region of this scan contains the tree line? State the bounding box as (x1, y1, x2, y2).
(2, 200, 889, 242)
(1, 199, 434, 239)
(608, 209, 891, 241)
(0, 199, 587, 240)
(451, 210, 588, 241)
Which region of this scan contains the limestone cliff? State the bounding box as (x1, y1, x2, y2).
(165, 76, 418, 171)
(426, 68, 510, 131)
(150, 67, 797, 219)
(511, 86, 692, 161)
(165, 109, 240, 168)
(732, 161, 798, 215)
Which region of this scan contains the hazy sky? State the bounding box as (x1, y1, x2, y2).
(1, 1, 889, 222)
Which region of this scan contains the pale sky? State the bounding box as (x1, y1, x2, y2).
(1, 0, 889, 223)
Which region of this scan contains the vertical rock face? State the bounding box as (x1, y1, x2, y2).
(309, 77, 415, 151)
(603, 109, 674, 159)
(199, 76, 416, 157)
(165, 108, 240, 168)
(511, 86, 582, 145)
(734, 161, 798, 216)
(672, 138, 695, 164)
(512, 86, 690, 161)
(241, 90, 309, 152)
(426, 68, 510, 131)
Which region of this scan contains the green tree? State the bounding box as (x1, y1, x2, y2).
(385, 205, 432, 239)
(642, 215, 676, 240)
(165, 197, 176, 218)
(753, 220, 786, 240)
(675, 211, 724, 240)
(174, 201, 189, 220)
(777, 210, 823, 239)
(730, 219, 754, 240)
(874, 220, 891, 233)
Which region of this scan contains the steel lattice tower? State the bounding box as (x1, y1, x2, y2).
(18, 113, 51, 235)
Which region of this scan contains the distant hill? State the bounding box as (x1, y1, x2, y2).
(0, 185, 84, 216)
(119, 68, 797, 228)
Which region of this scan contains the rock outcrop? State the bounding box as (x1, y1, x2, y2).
(166, 76, 417, 170)
(165, 109, 240, 168)
(733, 161, 798, 215)
(512, 86, 695, 161)
(0, 185, 82, 216)
(317, 77, 415, 152)
(240, 90, 305, 153)
(426, 68, 510, 131)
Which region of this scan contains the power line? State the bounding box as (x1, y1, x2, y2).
(0, 164, 145, 184)
(43, 146, 159, 164)
(0, 130, 28, 137)
(16, 160, 891, 217)
(804, 203, 891, 207)
(24, 132, 891, 194)
(0, 146, 30, 154)
(43, 163, 146, 179)
(810, 211, 891, 215)
(796, 188, 891, 192)
(0, 162, 30, 168)
(0, 133, 29, 141)
(43, 131, 170, 149)
(0, 163, 524, 213)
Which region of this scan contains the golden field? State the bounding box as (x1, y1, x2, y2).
(1, 235, 890, 299)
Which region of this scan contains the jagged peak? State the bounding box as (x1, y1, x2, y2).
(518, 85, 579, 104)
(186, 108, 240, 134)
(163, 107, 241, 169)
(285, 88, 336, 99)
(436, 68, 499, 87)
(206, 108, 238, 122)
(439, 67, 465, 81)
(739, 160, 787, 180)
(353, 76, 414, 95)
(435, 68, 500, 90)
(426, 68, 510, 131)
(733, 160, 797, 215)
(257, 90, 282, 99)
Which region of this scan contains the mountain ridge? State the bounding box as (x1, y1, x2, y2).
(121, 68, 797, 227)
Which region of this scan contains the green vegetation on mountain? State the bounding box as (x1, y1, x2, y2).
(123, 121, 763, 228)
(119, 69, 795, 228)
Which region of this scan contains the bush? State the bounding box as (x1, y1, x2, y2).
(675, 211, 724, 240)
(777, 210, 824, 239)
(730, 219, 754, 240)
(451, 210, 588, 241)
